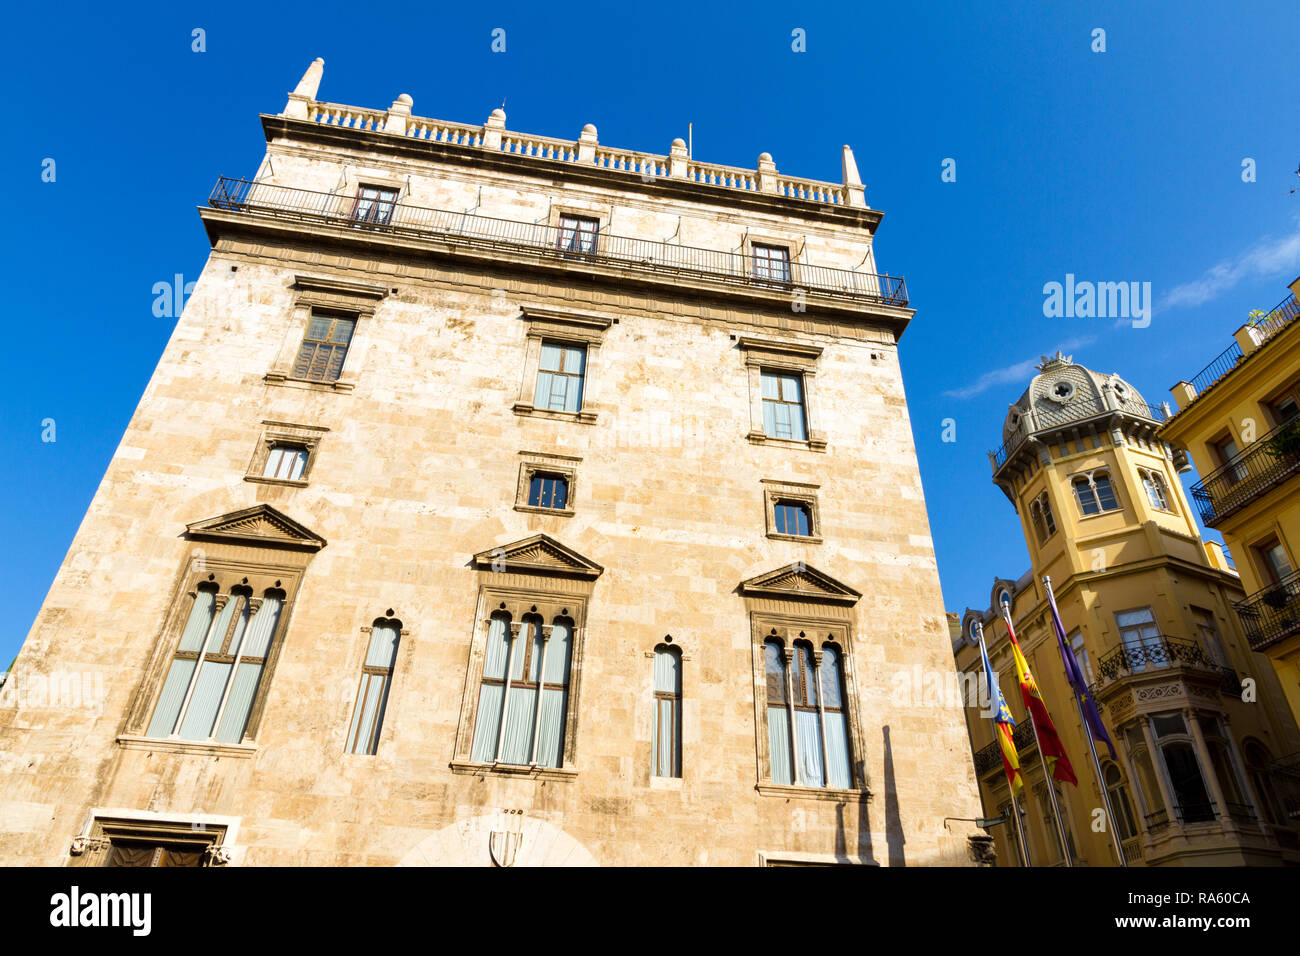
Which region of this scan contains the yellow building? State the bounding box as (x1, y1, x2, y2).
(1160, 278, 1300, 745)
(954, 352, 1300, 866)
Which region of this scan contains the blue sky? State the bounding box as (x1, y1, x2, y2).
(2, 1, 1298, 667)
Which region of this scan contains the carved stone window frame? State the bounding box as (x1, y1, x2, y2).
(738, 336, 827, 452)
(515, 449, 581, 517)
(118, 506, 324, 757)
(750, 613, 868, 799)
(450, 535, 603, 781)
(343, 614, 410, 757)
(69, 808, 241, 867)
(264, 274, 390, 393)
(244, 420, 330, 487)
(512, 305, 614, 425)
(762, 478, 822, 543)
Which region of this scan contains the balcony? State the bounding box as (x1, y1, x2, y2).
(990, 395, 1166, 470)
(1190, 419, 1300, 527)
(972, 718, 1036, 776)
(207, 177, 909, 307)
(1180, 292, 1300, 404)
(1234, 567, 1300, 652)
(1093, 635, 1231, 695)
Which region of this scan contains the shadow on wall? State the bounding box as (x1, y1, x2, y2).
(882, 724, 906, 866)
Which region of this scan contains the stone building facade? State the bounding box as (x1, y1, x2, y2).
(955, 354, 1300, 866)
(0, 59, 982, 866)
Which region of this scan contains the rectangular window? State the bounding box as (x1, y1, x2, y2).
(1213, 436, 1248, 483)
(652, 645, 682, 778)
(557, 214, 599, 254)
(1069, 631, 1094, 683)
(263, 444, 309, 482)
(470, 614, 572, 768)
(534, 342, 586, 413)
(351, 185, 398, 224)
(146, 587, 285, 744)
(1191, 607, 1228, 667)
(1257, 540, 1294, 585)
(773, 500, 812, 536)
(528, 474, 569, 510)
(1116, 607, 1163, 671)
(753, 243, 791, 283)
(291, 313, 355, 383)
(761, 370, 808, 441)
(346, 621, 401, 755)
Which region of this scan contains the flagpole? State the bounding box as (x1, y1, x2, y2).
(1010, 794, 1032, 868)
(975, 620, 1032, 867)
(1044, 575, 1128, 868)
(999, 602, 1073, 867)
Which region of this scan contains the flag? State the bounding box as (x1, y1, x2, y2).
(1003, 606, 1077, 785)
(1045, 578, 1117, 760)
(976, 622, 1022, 797)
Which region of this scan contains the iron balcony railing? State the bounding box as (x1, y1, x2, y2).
(208, 177, 909, 306)
(972, 717, 1037, 775)
(1183, 292, 1300, 400)
(989, 398, 1165, 470)
(1233, 567, 1300, 653)
(1094, 635, 1223, 691)
(1189, 418, 1300, 526)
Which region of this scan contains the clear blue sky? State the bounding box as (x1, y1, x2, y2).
(2, 0, 1297, 667)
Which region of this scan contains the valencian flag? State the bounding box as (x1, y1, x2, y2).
(976, 622, 1022, 796)
(1045, 581, 1117, 760)
(1003, 610, 1078, 785)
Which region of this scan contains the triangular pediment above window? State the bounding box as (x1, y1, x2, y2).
(184, 504, 326, 552)
(739, 564, 861, 606)
(473, 534, 603, 580)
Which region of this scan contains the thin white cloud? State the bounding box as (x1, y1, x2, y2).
(941, 335, 1097, 400)
(1159, 228, 1300, 312)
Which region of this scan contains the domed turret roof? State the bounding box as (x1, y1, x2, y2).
(1001, 351, 1150, 446)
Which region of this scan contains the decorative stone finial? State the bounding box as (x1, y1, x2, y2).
(581, 123, 597, 137)
(283, 58, 324, 119)
(1036, 350, 1073, 371)
(842, 145, 867, 208)
(489, 107, 506, 122)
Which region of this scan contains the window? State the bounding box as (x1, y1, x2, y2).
(1138, 468, 1172, 511)
(534, 342, 586, 413)
(1273, 395, 1300, 425)
(469, 612, 573, 768)
(753, 243, 791, 283)
(652, 645, 682, 778)
(1244, 741, 1284, 824)
(773, 500, 812, 537)
(1116, 607, 1164, 671)
(1029, 492, 1057, 543)
(346, 619, 401, 755)
(145, 585, 286, 744)
(1069, 631, 1095, 683)
(1149, 713, 1216, 824)
(1071, 471, 1119, 516)
(1191, 607, 1228, 668)
(557, 214, 599, 254)
(1212, 436, 1248, 483)
(1256, 539, 1294, 586)
(764, 638, 852, 789)
(350, 185, 397, 224)
(291, 313, 355, 383)
(263, 444, 308, 482)
(1103, 763, 1139, 842)
(528, 473, 569, 510)
(761, 370, 808, 441)
(72, 817, 229, 868)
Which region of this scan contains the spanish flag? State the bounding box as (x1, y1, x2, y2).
(976, 621, 1022, 797)
(1003, 607, 1077, 786)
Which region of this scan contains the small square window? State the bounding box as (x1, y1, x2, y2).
(753, 243, 791, 283)
(263, 444, 309, 481)
(558, 215, 600, 253)
(351, 185, 398, 224)
(773, 500, 812, 537)
(528, 474, 570, 510)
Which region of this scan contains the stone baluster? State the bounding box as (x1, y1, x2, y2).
(482, 108, 506, 150)
(282, 57, 324, 120)
(383, 94, 412, 135)
(756, 152, 778, 194)
(841, 145, 866, 208)
(577, 124, 598, 163)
